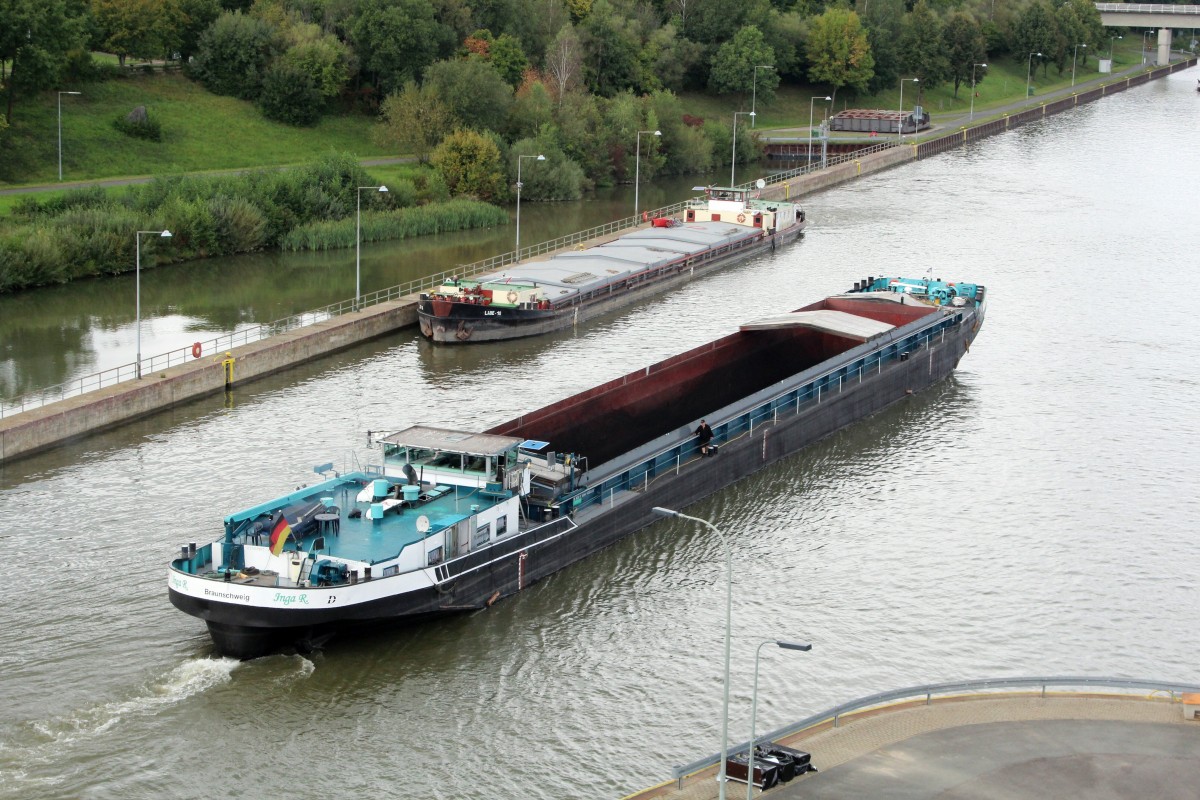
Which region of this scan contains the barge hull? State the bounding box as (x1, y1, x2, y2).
(175, 299, 977, 657)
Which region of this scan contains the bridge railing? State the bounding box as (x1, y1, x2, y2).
(1094, 3, 1200, 14)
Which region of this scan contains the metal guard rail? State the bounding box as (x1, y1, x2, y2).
(1094, 3, 1200, 14)
(670, 675, 1200, 783)
(563, 310, 959, 514)
(1, 141, 899, 420)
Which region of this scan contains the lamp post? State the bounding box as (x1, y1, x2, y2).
(1026, 52, 1042, 100)
(808, 95, 831, 164)
(58, 91, 81, 181)
(515, 154, 545, 262)
(746, 640, 812, 800)
(730, 111, 754, 187)
(653, 507, 733, 800)
(1142, 30, 1153, 65)
(1110, 35, 1123, 63)
(898, 78, 918, 141)
(1072, 43, 1087, 86)
(969, 63, 986, 121)
(634, 130, 661, 218)
(134, 230, 172, 380)
(751, 65, 774, 128)
(355, 185, 388, 309)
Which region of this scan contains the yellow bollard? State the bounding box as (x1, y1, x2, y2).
(222, 352, 235, 390)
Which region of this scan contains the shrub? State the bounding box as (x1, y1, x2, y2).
(280, 200, 507, 251)
(191, 11, 279, 100)
(113, 113, 163, 142)
(258, 61, 323, 126)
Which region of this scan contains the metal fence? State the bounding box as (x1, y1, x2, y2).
(670, 675, 1200, 785)
(1, 141, 902, 420)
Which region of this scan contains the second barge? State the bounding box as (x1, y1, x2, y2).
(416, 186, 806, 343)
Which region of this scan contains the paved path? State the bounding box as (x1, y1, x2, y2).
(624, 694, 1200, 800)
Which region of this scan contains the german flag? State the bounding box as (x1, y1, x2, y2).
(269, 512, 292, 556)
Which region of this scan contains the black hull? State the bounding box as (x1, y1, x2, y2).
(175, 308, 977, 658)
(418, 224, 804, 343)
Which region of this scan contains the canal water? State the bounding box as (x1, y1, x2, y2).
(2, 70, 1198, 799)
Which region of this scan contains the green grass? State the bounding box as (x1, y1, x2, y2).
(1, 72, 389, 186)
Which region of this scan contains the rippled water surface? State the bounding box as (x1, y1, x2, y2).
(2, 72, 1198, 799)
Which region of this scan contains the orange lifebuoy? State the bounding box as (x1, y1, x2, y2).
(737, 213, 746, 223)
(642, 211, 649, 222)
(191, 342, 202, 359)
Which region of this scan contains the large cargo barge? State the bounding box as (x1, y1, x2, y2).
(416, 186, 806, 343)
(169, 276, 986, 658)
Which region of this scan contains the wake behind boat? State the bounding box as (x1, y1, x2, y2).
(169, 275, 985, 658)
(416, 186, 806, 343)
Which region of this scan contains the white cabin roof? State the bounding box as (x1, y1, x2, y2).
(739, 309, 895, 341)
(380, 426, 522, 456)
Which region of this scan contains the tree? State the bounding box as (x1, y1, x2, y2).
(1052, 3, 1083, 75)
(898, 0, 950, 93)
(0, 0, 89, 124)
(351, 0, 447, 94)
(280, 28, 352, 98)
(490, 34, 528, 87)
(807, 7, 875, 104)
(91, 0, 184, 65)
(580, 0, 639, 96)
(544, 24, 583, 106)
(859, 0, 904, 92)
(508, 137, 585, 200)
(943, 10, 987, 97)
(430, 128, 506, 200)
(375, 81, 454, 162)
(424, 57, 514, 132)
(258, 60, 323, 125)
(708, 25, 777, 98)
(176, 0, 220, 63)
(1012, 1, 1058, 80)
(190, 11, 279, 99)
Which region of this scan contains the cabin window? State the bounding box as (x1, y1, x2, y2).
(496, 515, 508, 536)
(427, 547, 443, 566)
(473, 523, 491, 548)
(383, 565, 399, 577)
(464, 455, 486, 473)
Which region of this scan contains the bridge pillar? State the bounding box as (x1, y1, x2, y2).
(1156, 28, 1171, 67)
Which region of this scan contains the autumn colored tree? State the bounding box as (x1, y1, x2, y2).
(430, 128, 506, 201)
(807, 7, 875, 104)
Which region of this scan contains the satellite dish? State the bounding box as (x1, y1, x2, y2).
(416, 515, 430, 533)
(756, 178, 766, 189)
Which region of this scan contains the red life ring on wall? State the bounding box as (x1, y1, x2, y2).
(736, 213, 746, 223)
(192, 342, 202, 359)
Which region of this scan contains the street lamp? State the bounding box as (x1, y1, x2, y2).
(1026, 52, 1042, 100)
(652, 506, 733, 800)
(355, 185, 388, 308)
(808, 95, 831, 164)
(515, 154, 545, 262)
(57, 91, 81, 181)
(1110, 35, 1123, 63)
(1142, 30, 1154, 65)
(751, 65, 774, 128)
(730, 111, 754, 187)
(1072, 44, 1087, 86)
(134, 229, 172, 380)
(746, 639, 812, 800)
(969, 63, 986, 121)
(898, 78, 918, 141)
(634, 130, 661, 218)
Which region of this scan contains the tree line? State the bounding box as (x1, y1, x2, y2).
(0, 0, 1168, 199)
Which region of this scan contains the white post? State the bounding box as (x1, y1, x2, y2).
(652, 508, 733, 800)
(134, 230, 172, 379)
(751, 65, 773, 128)
(969, 64, 986, 121)
(899, 78, 918, 141)
(808, 95, 830, 164)
(515, 154, 545, 261)
(635, 131, 660, 217)
(1026, 52, 1041, 100)
(57, 91, 80, 181)
(355, 185, 387, 308)
(730, 112, 754, 187)
(1072, 44, 1086, 86)
(747, 640, 811, 800)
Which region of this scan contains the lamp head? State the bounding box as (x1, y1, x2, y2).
(536, 154, 546, 161)
(653, 130, 661, 136)
(651, 507, 679, 518)
(63, 91, 81, 96)
(777, 641, 812, 652)
(160, 230, 172, 238)
(378, 185, 388, 193)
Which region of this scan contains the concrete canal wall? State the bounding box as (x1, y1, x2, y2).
(0, 300, 417, 463)
(0, 58, 1193, 465)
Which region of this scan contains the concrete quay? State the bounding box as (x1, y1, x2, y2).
(624, 693, 1200, 800)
